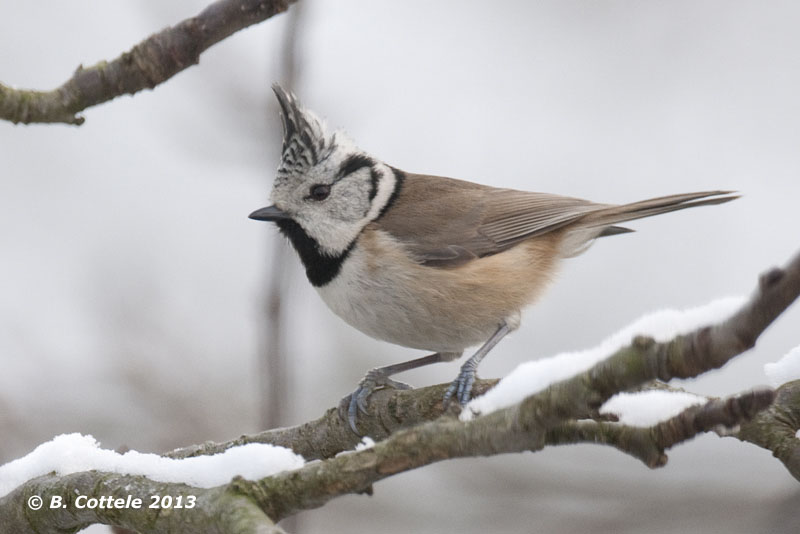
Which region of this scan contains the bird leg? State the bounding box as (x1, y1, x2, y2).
(340, 351, 459, 434)
(443, 321, 511, 408)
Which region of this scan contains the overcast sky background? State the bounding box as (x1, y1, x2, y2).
(1, 1, 799, 533)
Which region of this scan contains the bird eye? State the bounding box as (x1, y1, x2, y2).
(308, 184, 331, 201)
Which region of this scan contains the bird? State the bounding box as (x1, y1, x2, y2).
(250, 84, 737, 434)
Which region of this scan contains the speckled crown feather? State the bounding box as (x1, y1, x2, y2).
(272, 84, 336, 180)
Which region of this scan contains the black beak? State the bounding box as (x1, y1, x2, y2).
(249, 205, 291, 222)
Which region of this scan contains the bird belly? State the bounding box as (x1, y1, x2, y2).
(315, 230, 560, 353)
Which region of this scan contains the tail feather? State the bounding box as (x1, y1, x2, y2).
(597, 225, 635, 238)
(558, 190, 737, 258)
(582, 190, 739, 229)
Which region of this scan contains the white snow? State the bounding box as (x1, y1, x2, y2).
(764, 344, 800, 387)
(599, 390, 707, 426)
(0, 433, 305, 498)
(461, 296, 745, 421)
(355, 437, 376, 451)
(335, 436, 377, 458)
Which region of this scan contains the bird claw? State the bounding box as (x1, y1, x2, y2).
(442, 363, 478, 409)
(339, 370, 412, 435)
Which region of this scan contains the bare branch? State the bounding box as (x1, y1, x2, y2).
(167, 379, 499, 461)
(0, 0, 296, 125)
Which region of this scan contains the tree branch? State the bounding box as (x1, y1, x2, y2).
(0, 471, 286, 534)
(3, 251, 799, 532)
(533, 249, 800, 425)
(229, 388, 775, 521)
(574, 379, 800, 480)
(733, 379, 800, 481)
(166, 379, 499, 461)
(172, 250, 800, 466)
(0, 384, 786, 533)
(199, 250, 800, 519)
(547, 388, 774, 467)
(0, 0, 296, 125)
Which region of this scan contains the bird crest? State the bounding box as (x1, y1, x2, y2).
(272, 84, 336, 180)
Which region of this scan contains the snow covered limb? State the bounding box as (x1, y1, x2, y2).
(2, 251, 799, 533)
(0, 0, 296, 125)
(547, 388, 774, 468)
(0, 386, 783, 533)
(229, 387, 775, 522)
(557, 256, 796, 417)
(172, 249, 800, 519)
(578, 378, 800, 478)
(175, 247, 800, 467)
(230, 251, 800, 521)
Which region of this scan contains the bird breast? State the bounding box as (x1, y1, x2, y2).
(314, 226, 562, 353)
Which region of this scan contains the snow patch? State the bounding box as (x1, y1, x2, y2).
(764, 345, 800, 387)
(0, 433, 305, 498)
(600, 390, 706, 426)
(336, 436, 377, 457)
(355, 437, 376, 451)
(462, 296, 744, 421)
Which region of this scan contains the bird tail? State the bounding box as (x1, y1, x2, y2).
(583, 190, 739, 228)
(559, 190, 738, 257)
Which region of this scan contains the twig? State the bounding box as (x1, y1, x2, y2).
(547, 388, 774, 467)
(259, 0, 305, 438)
(0, 0, 296, 125)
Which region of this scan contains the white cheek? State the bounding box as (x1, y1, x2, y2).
(297, 215, 361, 256)
(328, 180, 367, 220)
(366, 166, 397, 221)
(298, 165, 397, 256)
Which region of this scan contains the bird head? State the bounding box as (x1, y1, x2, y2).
(250, 85, 398, 257)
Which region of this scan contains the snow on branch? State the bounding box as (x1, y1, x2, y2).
(0, 434, 304, 499)
(461, 296, 746, 422)
(2, 250, 799, 533)
(765, 344, 800, 387)
(0, 0, 296, 125)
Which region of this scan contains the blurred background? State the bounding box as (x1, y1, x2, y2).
(1, 1, 799, 532)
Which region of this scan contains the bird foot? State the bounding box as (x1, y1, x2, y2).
(339, 369, 412, 435)
(442, 361, 479, 409)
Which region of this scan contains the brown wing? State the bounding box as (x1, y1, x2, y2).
(375, 172, 606, 267)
